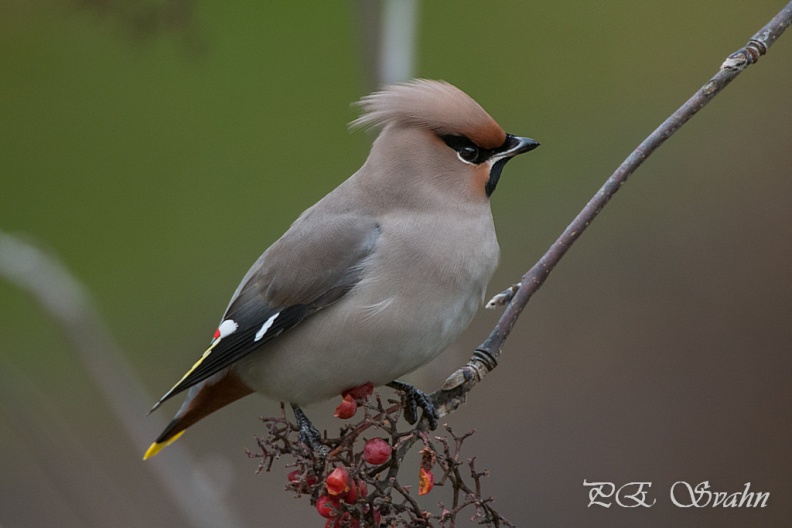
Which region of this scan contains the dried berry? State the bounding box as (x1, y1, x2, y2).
(419, 467, 434, 496)
(363, 438, 392, 465)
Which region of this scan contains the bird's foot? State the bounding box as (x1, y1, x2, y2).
(387, 380, 440, 430)
(291, 404, 329, 457)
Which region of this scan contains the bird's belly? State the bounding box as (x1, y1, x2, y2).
(235, 284, 484, 405)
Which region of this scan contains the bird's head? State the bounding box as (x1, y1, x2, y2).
(351, 79, 539, 205)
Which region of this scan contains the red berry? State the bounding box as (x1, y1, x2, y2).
(342, 382, 374, 402)
(334, 394, 357, 419)
(325, 513, 360, 528)
(343, 479, 368, 504)
(365, 506, 381, 526)
(325, 465, 350, 496)
(287, 469, 318, 492)
(363, 438, 392, 465)
(344, 480, 359, 504)
(316, 494, 341, 518)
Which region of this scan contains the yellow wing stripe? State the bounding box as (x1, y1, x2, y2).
(143, 430, 186, 460)
(164, 339, 221, 396)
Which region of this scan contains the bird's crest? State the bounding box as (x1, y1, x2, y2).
(351, 79, 506, 149)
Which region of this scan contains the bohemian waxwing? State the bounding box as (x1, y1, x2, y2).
(144, 79, 539, 459)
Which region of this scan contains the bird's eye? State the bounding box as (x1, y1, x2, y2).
(440, 135, 486, 164)
(459, 146, 479, 163)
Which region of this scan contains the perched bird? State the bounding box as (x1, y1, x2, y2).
(144, 79, 539, 459)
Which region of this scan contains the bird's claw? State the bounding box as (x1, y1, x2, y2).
(388, 380, 440, 430)
(292, 404, 329, 457)
(485, 282, 521, 309)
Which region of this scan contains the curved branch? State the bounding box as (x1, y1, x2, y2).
(430, 1, 792, 417)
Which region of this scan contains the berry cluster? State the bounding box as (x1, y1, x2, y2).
(247, 387, 512, 527)
(314, 465, 379, 527)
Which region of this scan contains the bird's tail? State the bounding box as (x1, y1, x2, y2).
(143, 369, 254, 460)
(143, 427, 186, 459)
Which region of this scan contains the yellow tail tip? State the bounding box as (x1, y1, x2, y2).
(143, 442, 164, 460)
(143, 430, 186, 460)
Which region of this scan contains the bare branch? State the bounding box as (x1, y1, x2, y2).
(251, 393, 512, 526)
(430, 0, 792, 419)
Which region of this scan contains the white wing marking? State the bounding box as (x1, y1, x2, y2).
(254, 313, 280, 342)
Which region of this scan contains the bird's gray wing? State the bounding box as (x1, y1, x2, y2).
(152, 212, 381, 408)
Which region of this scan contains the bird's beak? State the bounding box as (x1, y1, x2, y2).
(494, 135, 540, 161)
(485, 135, 540, 197)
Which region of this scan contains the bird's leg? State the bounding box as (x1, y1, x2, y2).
(291, 403, 328, 456)
(387, 380, 440, 430)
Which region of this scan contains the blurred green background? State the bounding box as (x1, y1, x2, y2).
(1, 1, 791, 527)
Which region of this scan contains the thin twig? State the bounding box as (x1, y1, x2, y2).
(430, 0, 792, 418)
